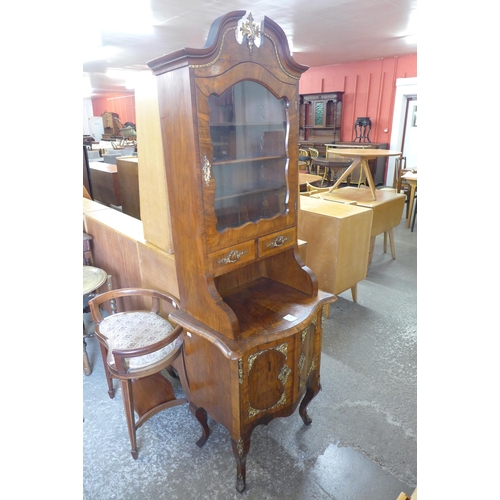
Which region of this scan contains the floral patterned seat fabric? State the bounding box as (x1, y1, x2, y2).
(99, 311, 177, 370)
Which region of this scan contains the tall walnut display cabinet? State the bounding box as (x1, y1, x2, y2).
(148, 11, 335, 493)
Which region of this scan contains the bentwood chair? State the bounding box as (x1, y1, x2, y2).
(308, 148, 320, 175)
(305, 182, 331, 194)
(299, 148, 311, 172)
(89, 287, 210, 459)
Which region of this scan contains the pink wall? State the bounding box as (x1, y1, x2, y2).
(89, 54, 416, 142)
(299, 54, 417, 143)
(91, 93, 136, 124)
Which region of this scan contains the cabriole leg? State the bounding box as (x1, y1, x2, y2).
(231, 436, 251, 493)
(189, 403, 210, 448)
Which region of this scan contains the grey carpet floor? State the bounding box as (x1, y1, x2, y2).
(83, 213, 417, 499)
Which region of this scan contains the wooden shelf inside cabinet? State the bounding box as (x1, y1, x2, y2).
(212, 155, 284, 165)
(214, 183, 285, 203)
(170, 278, 334, 352)
(304, 126, 337, 129)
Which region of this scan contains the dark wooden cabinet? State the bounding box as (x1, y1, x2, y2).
(148, 11, 335, 492)
(299, 92, 344, 149)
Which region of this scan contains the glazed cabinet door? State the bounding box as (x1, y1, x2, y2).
(195, 65, 299, 253)
(208, 81, 287, 232)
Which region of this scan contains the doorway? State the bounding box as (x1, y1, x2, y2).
(387, 78, 417, 186)
(401, 97, 417, 170)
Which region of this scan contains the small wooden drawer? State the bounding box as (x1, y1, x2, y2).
(258, 227, 295, 258)
(208, 241, 256, 276)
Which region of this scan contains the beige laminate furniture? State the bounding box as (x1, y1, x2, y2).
(321, 187, 406, 263)
(327, 148, 402, 200)
(299, 172, 323, 191)
(396, 486, 417, 500)
(298, 196, 373, 317)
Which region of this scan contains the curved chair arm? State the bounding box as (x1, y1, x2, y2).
(89, 288, 180, 325)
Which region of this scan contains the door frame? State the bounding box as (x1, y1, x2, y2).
(387, 77, 417, 186)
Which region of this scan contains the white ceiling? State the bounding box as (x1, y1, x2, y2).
(83, 0, 417, 97)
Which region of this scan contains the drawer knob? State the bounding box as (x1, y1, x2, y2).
(267, 235, 288, 248)
(218, 249, 248, 265)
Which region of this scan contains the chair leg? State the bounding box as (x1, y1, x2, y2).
(83, 322, 92, 376)
(121, 379, 139, 459)
(99, 343, 115, 399)
(83, 338, 92, 376)
(411, 199, 417, 232)
(388, 228, 396, 259)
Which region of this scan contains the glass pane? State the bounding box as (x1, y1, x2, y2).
(314, 102, 324, 126)
(209, 81, 288, 232)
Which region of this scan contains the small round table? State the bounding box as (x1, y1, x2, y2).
(83, 266, 108, 376)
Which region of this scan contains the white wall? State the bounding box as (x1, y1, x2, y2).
(83, 98, 94, 136)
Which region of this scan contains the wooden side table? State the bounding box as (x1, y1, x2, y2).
(83, 266, 115, 376)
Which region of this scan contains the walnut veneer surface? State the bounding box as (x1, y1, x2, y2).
(147, 11, 335, 492)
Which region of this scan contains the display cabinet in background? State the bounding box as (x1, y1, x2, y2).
(148, 10, 335, 492)
(299, 91, 344, 155)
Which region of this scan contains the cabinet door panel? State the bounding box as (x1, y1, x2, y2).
(208, 81, 287, 231)
(195, 63, 298, 253)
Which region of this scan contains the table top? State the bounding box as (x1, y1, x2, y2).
(402, 172, 417, 181)
(299, 173, 323, 184)
(88, 162, 118, 173)
(83, 265, 107, 295)
(331, 149, 402, 158)
(324, 143, 372, 149)
(312, 157, 352, 167)
(322, 187, 406, 207)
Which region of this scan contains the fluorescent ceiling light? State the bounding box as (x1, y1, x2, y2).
(405, 35, 417, 44)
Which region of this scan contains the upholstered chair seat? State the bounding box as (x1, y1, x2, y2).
(99, 311, 177, 370)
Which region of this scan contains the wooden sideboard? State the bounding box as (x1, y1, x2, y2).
(88, 162, 121, 207)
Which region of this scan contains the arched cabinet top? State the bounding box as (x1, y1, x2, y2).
(148, 10, 308, 82)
